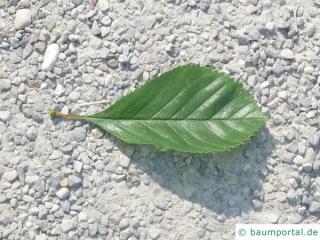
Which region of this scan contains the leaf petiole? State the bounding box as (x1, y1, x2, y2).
(49, 111, 86, 121)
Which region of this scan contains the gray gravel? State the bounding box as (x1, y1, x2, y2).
(1, 0, 320, 239)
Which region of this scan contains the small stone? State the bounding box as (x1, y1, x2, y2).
(34, 41, 46, 53)
(78, 212, 88, 222)
(40, 221, 49, 232)
(298, 143, 306, 155)
(305, 148, 315, 162)
(49, 150, 62, 160)
(89, 224, 98, 236)
(0, 111, 11, 122)
(287, 189, 296, 203)
(217, 214, 226, 222)
(101, 26, 111, 37)
(69, 91, 80, 102)
(73, 161, 83, 173)
(55, 84, 64, 96)
(120, 228, 132, 240)
(280, 49, 295, 60)
(153, 199, 168, 210)
(273, 114, 284, 125)
(99, 225, 108, 235)
(101, 16, 112, 26)
(289, 214, 302, 224)
(293, 155, 303, 165)
(60, 200, 70, 212)
(149, 228, 161, 240)
(95, 160, 105, 171)
(238, 34, 248, 45)
(307, 24, 316, 37)
(2, 170, 18, 182)
(297, 206, 306, 216)
(302, 195, 312, 206)
(107, 59, 118, 69)
(250, 0, 258, 5)
(278, 91, 288, 100)
(308, 135, 319, 148)
(265, 21, 275, 33)
(61, 144, 73, 154)
(56, 188, 70, 200)
(25, 175, 40, 184)
(273, 60, 284, 76)
(71, 128, 87, 142)
(10, 198, 18, 208)
(252, 199, 263, 210)
(14, 9, 32, 30)
(127, 176, 140, 188)
(303, 162, 313, 172)
(72, 0, 83, 6)
(35, 234, 47, 240)
(26, 126, 38, 141)
(119, 155, 130, 168)
(97, 0, 109, 11)
(23, 43, 33, 59)
(274, 16, 290, 29)
(68, 175, 82, 188)
(34, 179, 46, 193)
(247, 75, 257, 86)
(92, 21, 101, 36)
(61, 220, 74, 233)
(119, 219, 129, 230)
(265, 211, 280, 223)
(309, 201, 320, 214)
(277, 192, 287, 202)
(313, 161, 320, 171)
(260, 81, 270, 89)
(0, 79, 11, 91)
(32, 112, 43, 123)
(41, 44, 60, 71)
(51, 173, 62, 188)
(60, 178, 69, 187)
(196, 228, 205, 238)
(142, 173, 152, 185)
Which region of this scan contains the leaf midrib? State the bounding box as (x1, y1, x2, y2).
(87, 117, 267, 121)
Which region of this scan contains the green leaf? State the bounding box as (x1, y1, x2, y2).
(50, 64, 269, 153)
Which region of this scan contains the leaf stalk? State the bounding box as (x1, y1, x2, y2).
(49, 111, 86, 121)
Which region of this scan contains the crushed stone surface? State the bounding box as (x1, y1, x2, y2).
(0, 0, 320, 239)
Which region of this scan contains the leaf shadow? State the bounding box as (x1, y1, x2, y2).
(115, 127, 275, 219)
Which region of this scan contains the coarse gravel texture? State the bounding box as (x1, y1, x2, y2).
(0, 0, 320, 239)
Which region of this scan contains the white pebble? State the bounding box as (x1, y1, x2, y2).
(149, 228, 161, 239)
(14, 9, 32, 30)
(61, 219, 74, 232)
(280, 49, 295, 60)
(73, 161, 83, 173)
(25, 175, 40, 184)
(55, 84, 65, 96)
(56, 188, 70, 199)
(309, 202, 320, 214)
(2, 170, 18, 182)
(119, 155, 131, 168)
(97, 0, 109, 11)
(78, 212, 88, 222)
(0, 111, 10, 122)
(278, 91, 288, 100)
(41, 44, 60, 71)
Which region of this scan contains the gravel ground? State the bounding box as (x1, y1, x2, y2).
(1, 0, 320, 239)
